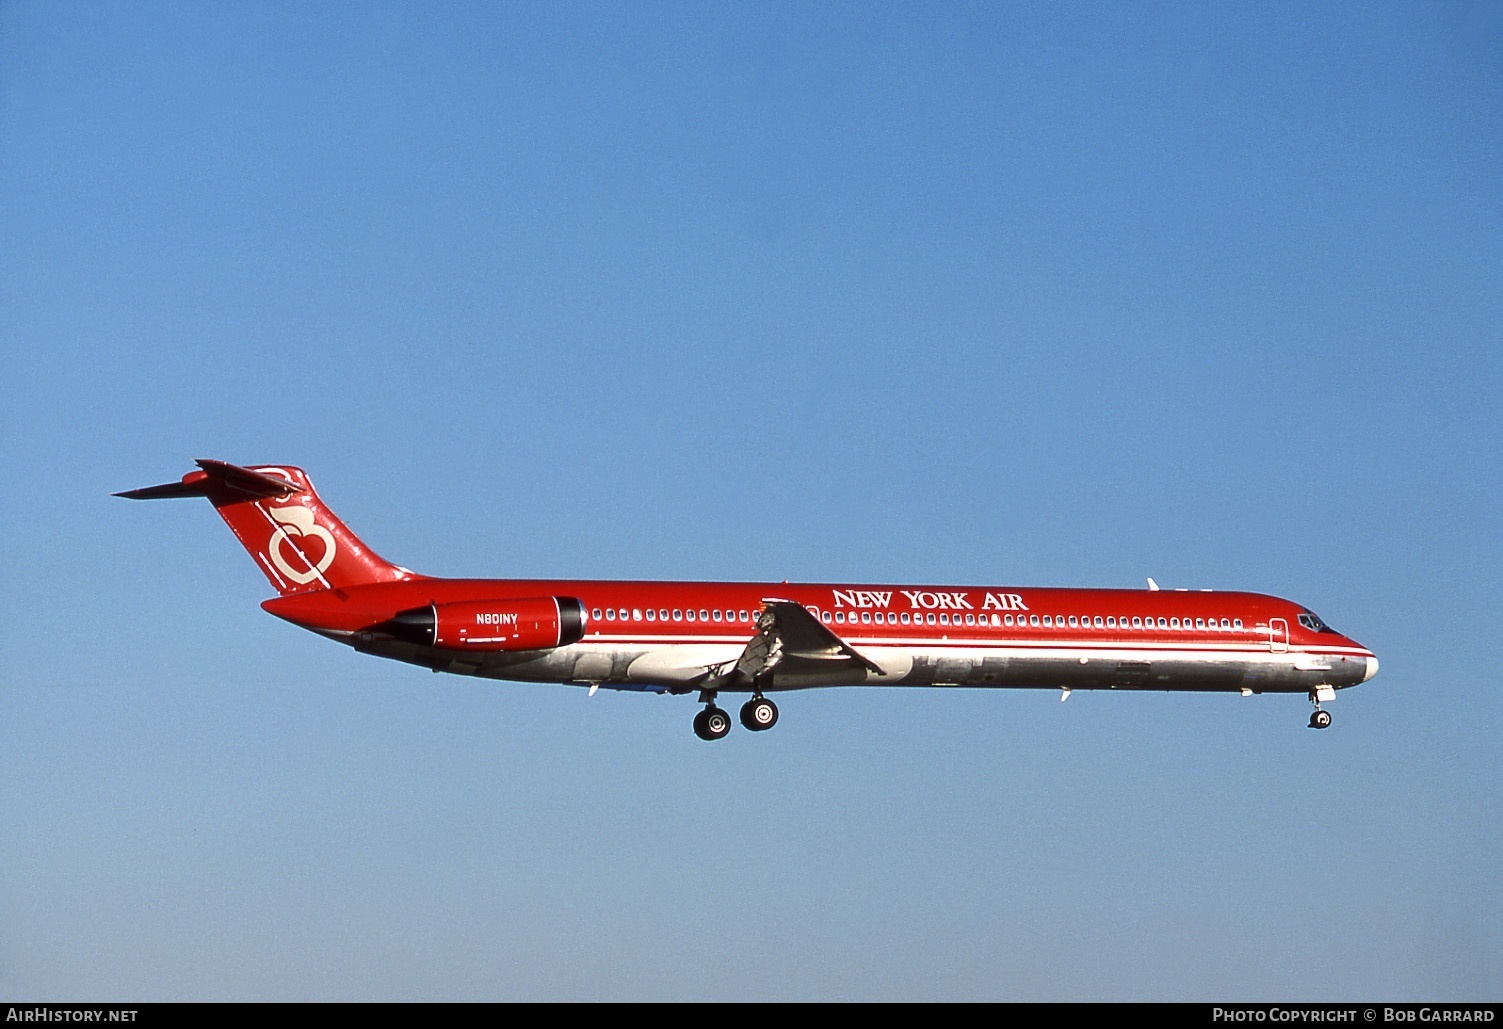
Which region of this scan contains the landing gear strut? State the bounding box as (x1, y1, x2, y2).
(693, 689, 731, 741)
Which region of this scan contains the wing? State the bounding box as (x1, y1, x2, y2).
(706, 598, 884, 692)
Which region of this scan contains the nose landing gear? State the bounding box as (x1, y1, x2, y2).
(1308, 688, 1334, 729)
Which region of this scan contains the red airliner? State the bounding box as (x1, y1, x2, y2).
(118, 460, 1379, 738)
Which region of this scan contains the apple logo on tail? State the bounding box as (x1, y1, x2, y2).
(267, 506, 337, 585)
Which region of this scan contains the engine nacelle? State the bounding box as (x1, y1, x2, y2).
(385, 597, 586, 651)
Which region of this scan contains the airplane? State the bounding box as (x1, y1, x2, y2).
(117, 460, 1379, 739)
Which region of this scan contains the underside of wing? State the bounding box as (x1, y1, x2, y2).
(704, 598, 884, 692)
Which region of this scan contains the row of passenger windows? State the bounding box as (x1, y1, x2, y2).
(594, 607, 756, 624)
(587, 605, 1244, 632)
(823, 611, 1244, 631)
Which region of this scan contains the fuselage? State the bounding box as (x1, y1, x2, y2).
(263, 577, 1379, 697)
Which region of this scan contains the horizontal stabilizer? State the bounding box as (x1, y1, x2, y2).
(113, 479, 210, 500)
(115, 459, 302, 501)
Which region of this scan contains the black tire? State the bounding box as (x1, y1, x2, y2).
(696, 705, 731, 741)
(1309, 710, 1332, 729)
(740, 697, 779, 731)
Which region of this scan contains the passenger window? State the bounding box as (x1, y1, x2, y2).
(901, 613, 911, 625)
(1195, 618, 1205, 629)
(1029, 614, 1040, 627)
(1234, 618, 1243, 629)
(861, 612, 871, 624)
(673, 609, 682, 621)
(1131, 617, 1142, 628)
(685, 610, 695, 622)
(1004, 614, 1014, 626)
(712, 610, 721, 622)
(1094, 615, 1104, 628)
(645, 609, 656, 621)
(822, 612, 831, 624)
(739, 610, 749, 622)
(592, 608, 602, 620)
(927, 613, 937, 625)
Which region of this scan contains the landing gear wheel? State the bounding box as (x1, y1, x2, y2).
(1309, 709, 1332, 730)
(740, 696, 779, 732)
(694, 705, 732, 741)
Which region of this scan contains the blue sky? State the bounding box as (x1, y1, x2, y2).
(2, 1, 1500, 1001)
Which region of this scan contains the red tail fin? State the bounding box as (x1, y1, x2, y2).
(117, 460, 415, 595)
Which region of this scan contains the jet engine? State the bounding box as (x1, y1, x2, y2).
(384, 597, 586, 651)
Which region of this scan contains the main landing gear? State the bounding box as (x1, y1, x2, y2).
(692, 703, 732, 741)
(740, 695, 778, 732)
(692, 691, 779, 740)
(1308, 689, 1333, 730)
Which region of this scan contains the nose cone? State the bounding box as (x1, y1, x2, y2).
(1363, 655, 1380, 682)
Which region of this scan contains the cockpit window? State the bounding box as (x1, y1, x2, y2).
(1298, 611, 1338, 633)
